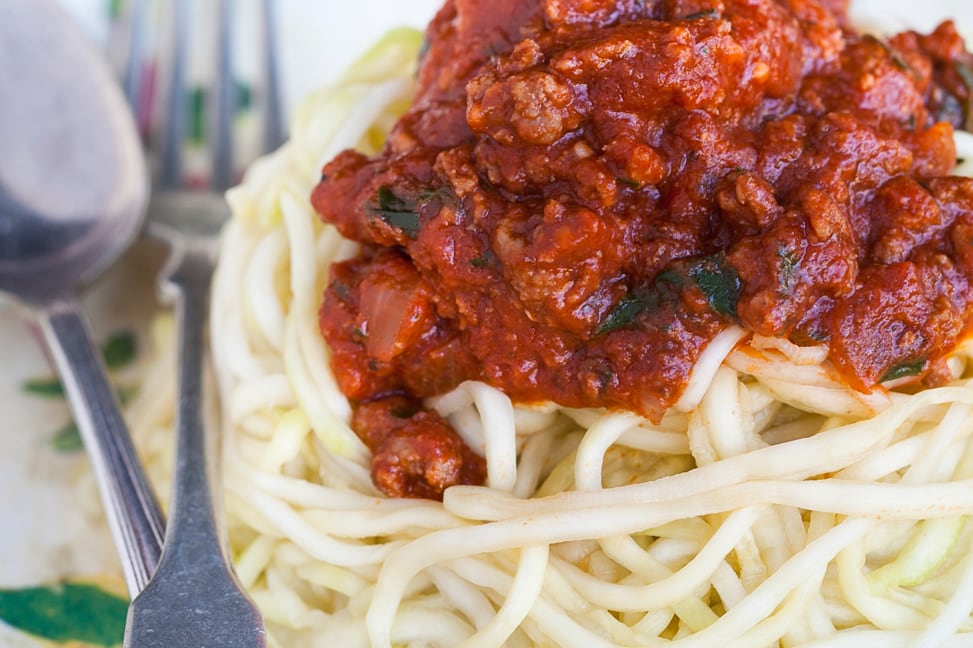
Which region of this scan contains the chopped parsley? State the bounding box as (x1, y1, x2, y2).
(368, 186, 421, 238)
(890, 52, 910, 72)
(367, 185, 457, 239)
(777, 246, 800, 296)
(331, 280, 351, 301)
(684, 9, 720, 20)
(687, 253, 742, 318)
(470, 250, 495, 269)
(596, 291, 657, 335)
(596, 253, 742, 335)
(864, 35, 912, 75)
(936, 92, 965, 128)
(955, 61, 973, 131)
(881, 358, 926, 383)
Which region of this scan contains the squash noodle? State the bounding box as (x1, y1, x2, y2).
(129, 20, 973, 648)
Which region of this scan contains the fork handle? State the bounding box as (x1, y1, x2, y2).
(39, 297, 165, 594)
(160, 250, 222, 553)
(124, 247, 264, 647)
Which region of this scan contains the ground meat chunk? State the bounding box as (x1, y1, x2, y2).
(353, 397, 486, 499)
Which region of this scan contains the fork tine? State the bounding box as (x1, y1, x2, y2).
(160, 0, 190, 189)
(211, 0, 236, 191)
(260, 0, 285, 153)
(120, 0, 147, 121)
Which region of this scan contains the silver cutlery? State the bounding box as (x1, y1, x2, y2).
(0, 0, 165, 593)
(120, 0, 282, 644)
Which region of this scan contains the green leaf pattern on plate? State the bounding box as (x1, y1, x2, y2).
(7, 327, 139, 643)
(19, 330, 139, 454)
(49, 422, 83, 454)
(20, 379, 66, 399)
(99, 331, 137, 371)
(0, 582, 128, 647)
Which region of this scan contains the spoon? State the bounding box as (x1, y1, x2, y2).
(0, 0, 164, 592)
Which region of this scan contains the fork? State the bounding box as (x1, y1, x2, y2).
(117, 0, 283, 644)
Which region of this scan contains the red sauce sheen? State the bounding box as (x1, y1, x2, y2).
(312, 0, 973, 498)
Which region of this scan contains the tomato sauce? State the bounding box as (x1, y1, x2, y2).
(312, 0, 973, 498)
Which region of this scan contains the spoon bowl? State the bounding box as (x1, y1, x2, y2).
(0, 0, 164, 593)
(0, 0, 146, 303)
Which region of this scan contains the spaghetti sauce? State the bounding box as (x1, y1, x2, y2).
(312, 0, 973, 498)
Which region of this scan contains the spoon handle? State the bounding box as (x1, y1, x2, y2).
(124, 247, 264, 647)
(38, 297, 165, 593)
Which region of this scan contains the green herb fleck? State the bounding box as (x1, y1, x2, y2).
(418, 187, 453, 203)
(687, 253, 742, 318)
(470, 251, 494, 269)
(958, 62, 973, 90)
(881, 358, 926, 382)
(615, 176, 641, 189)
(369, 186, 421, 238)
(864, 34, 912, 74)
(804, 328, 830, 343)
(331, 280, 351, 301)
(101, 330, 137, 370)
(936, 92, 965, 129)
(597, 291, 656, 336)
(596, 253, 741, 335)
(51, 422, 83, 453)
(21, 377, 64, 398)
(655, 268, 683, 288)
(955, 62, 973, 131)
(777, 247, 800, 295)
(684, 9, 719, 20)
(594, 364, 615, 394)
(0, 582, 128, 646)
